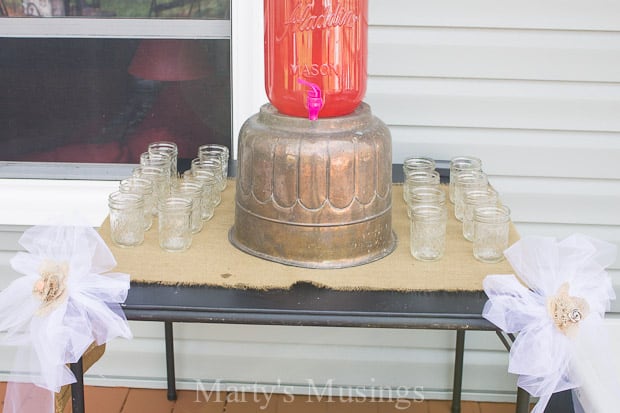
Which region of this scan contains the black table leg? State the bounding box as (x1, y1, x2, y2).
(515, 387, 530, 413)
(451, 330, 465, 413)
(546, 390, 576, 413)
(165, 321, 178, 401)
(70, 357, 85, 413)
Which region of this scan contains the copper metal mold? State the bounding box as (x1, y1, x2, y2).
(229, 103, 396, 269)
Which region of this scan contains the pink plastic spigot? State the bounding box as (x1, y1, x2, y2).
(298, 78, 324, 120)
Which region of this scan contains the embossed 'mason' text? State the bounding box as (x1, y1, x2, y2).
(290, 63, 341, 77)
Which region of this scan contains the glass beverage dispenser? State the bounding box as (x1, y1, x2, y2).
(231, 0, 395, 268)
(264, 0, 368, 119)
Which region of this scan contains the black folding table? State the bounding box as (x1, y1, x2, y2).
(115, 283, 530, 413)
(67, 163, 574, 413)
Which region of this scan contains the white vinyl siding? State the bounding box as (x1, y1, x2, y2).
(364, 1, 620, 321)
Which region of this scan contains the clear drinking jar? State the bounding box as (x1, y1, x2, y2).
(404, 185, 446, 219)
(198, 144, 229, 189)
(148, 141, 178, 178)
(133, 165, 169, 213)
(449, 156, 482, 203)
(454, 170, 488, 222)
(409, 204, 447, 262)
(191, 157, 223, 203)
(462, 188, 498, 241)
(119, 177, 154, 231)
(403, 156, 436, 178)
(171, 181, 204, 234)
(108, 191, 145, 248)
(194, 153, 226, 192)
(185, 170, 218, 221)
(473, 205, 511, 263)
(140, 151, 171, 174)
(140, 151, 172, 190)
(403, 170, 441, 202)
(158, 197, 193, 252)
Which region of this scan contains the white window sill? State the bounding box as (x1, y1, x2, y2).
(0, 178, 119, 228)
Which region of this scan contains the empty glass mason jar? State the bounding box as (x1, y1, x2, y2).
(171, 180, 204, 234)
(198, 144, 230, 189)
(184, 170, 218, 221)
(119, 177, 154, 231)
(454, 170, 488, 222)
(405, 185, 446, 219)
(108, 191, 145, 248)
(133, 165, 169, 212)
(409, 204, 447, 262)
(403, 170, 440, 202)
(191, 158, 223, 204)
(473, 205, 511, 263)
(449, 156, 482, 203)
(403, 156, 436, 177)
(148, 141, 178, 178)
(158, 197, 193, 252)
(462, 188, 498, 241)
(140, 151, 172, 180)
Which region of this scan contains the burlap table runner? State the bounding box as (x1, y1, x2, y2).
(98, 182, 517, 292)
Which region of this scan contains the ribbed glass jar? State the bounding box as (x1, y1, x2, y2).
(449, 156, 482, 204)
(108, 191, 145, 248)
(133, 165, 169, 213)
(191, 157, 224, 202)
(462, 188, 498, 241)
(140, 151, 172, 181)
(403, 170, 440, 202)
(403, 156, 436, 177)
(119, 177, 154, 231)
(198, 144, 229, 190)
(171, 181, 204, 234)
(473, 205, 511, 263)
(148, 141, 178, 178)
(184, 170, 218, 221)
(409, 204, 447, 262)
(158, 197, 193, 252)
(404, 185, 446, 219)
(454, 170, 488, 222)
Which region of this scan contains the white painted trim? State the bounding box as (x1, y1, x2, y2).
(0, 179, 118, 227)
(0, 17, 230, 39)
(231, 0, 266, 160)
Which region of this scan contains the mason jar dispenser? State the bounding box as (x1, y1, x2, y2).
(264, 0, 369, 119)
(231, 0, 394, 268)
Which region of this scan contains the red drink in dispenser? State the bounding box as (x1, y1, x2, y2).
(264, 0, 368, 119)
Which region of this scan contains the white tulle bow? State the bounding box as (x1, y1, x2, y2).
(0, 222, 132, 413)
(483, 234, 618, 413)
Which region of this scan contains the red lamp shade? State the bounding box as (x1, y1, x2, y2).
(128, 39, 211, 81)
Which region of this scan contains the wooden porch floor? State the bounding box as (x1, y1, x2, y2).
(0, 383, 522, 413)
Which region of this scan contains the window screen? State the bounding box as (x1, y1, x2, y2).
(0, 0, 231, 176)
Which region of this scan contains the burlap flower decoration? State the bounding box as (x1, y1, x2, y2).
(0, 221, 133, 413)
(482, 234, 617, 413)
(547, 282, 589, 338)
(33, 260, 70, 315)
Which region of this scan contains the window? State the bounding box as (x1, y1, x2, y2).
(2, 1, 229, 19)
(0, 0, 234, 177)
